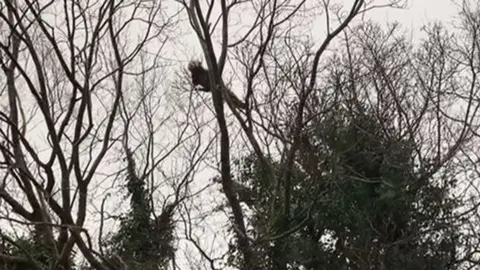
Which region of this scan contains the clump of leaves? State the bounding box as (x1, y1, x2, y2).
(103, 148, 174, 270)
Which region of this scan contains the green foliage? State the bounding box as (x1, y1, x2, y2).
(231, 108, 459, 270)
(0, 230, 75, 270)
(103, 148, 174, 270)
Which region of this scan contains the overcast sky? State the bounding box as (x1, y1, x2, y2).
(370, 0, 457, 29)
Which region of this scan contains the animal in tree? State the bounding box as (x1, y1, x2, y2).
(188, 60, 246, 109)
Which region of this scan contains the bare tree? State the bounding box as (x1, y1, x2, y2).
(0, 0, 180, 269)
(181, 0, 408, 269)
(2, 0, 479, 269)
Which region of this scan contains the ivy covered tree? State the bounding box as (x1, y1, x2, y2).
(102, 147, 175, 270)
(0, 234, 56, 270)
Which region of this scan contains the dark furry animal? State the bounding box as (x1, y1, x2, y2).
(188, 60, 211, 92)
(187, 60, 246, 109)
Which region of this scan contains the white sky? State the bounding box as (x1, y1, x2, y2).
(379, 0, 457, 23)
